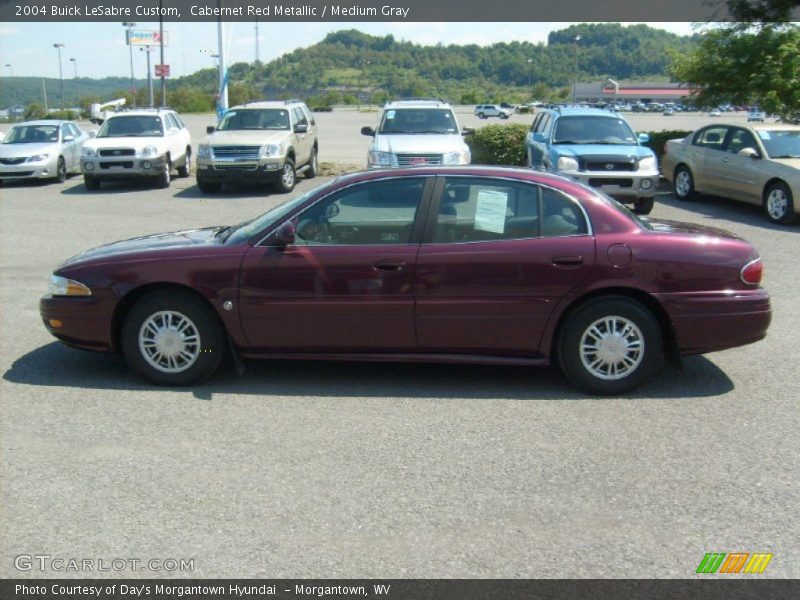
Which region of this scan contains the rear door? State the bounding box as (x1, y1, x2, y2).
(689, 125, 731, 195)
(414, 176, 596, 356)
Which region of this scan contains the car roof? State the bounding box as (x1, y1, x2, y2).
(11, 119, 71, 126)
(715, 123, 800, 132)
(232, 101, 305, 109)
(547, 106, 622, 118)
(106, 109, 174, 118)
(384, 100, 451, 109)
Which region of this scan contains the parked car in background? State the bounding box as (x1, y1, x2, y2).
(747, 107, 766, 122)
(81, 108, 191, 190)
(361, 99, 471, 168)
(525, 106, 659, 214)
(196, 100, 318, 194)
(40, 166, 771, 395)
(474, 104, 512, 119)
(663, 108, 675, 116)
(709, 109, 722, 117)
(0, 120, 94, 185)
(662, 123, 800, 224)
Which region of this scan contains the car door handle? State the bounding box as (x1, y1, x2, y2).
(373, 260, 406, 272)
(551, 255, 583, 267)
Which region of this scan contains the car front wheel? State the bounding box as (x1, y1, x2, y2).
(84, 175, 100, 190)
(763, 181, 797, 225)
(276, 158, 296, 193)
(155, 158, 171, 189)
(558, 297, 663, 395)
(121, 291, 225, 386)
(632, 196, 654, 215)
(305, 148, 318, 179)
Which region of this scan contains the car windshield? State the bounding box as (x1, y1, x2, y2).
(98, 116, 164, 138)
(222, 181, 334, 244)
(758, 130, 800, 158)
(217, 109, 291, 131)
(2, 124, 59, 144)
(378, 109, 458, 134)
(553, 116, 638, 145)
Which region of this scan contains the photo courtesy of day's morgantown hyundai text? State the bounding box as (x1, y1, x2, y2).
(39, 166, 771, 395)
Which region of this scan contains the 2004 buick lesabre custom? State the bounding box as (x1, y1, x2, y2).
(40, 167, 771, 395)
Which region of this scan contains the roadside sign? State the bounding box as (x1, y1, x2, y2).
(155, 64, 170, 77)
(127, 30, 169, 46)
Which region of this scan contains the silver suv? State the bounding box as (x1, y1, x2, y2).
(361, 99, 471, 168)
(474, 104, 511, 120)
(196, 100, 318, 194)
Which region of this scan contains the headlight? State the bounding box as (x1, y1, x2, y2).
(27, 154, 49, 162)
(443, 150, 470, 165)
(81, 147, 97, 158)
(197, 144, 211, 159)
(48, 275, 91, 297)
(638, 155, 657, 171)
(260, 144, 281, 158)
(368, 151, 395, 167)
(557, 156, 579, 171)
(138, 145, 159, 158)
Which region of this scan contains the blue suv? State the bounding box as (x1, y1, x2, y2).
(525, 106, 658, 214)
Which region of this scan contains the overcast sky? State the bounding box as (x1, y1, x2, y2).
(0, 22, 697, 80)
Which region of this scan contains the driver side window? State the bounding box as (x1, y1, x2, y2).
(294, 178, 426, 245)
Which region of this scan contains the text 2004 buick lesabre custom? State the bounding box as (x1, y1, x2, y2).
(40, 166, 771, 395)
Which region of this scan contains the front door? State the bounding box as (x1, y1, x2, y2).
(415, 176, 596, 355)
(238, 176, 432, 352)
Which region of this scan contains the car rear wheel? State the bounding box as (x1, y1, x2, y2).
(176, 147, 191, 178)
(55, 157, 67, 183)
(84, 175, 100, 190)
(632, 196, 654, 215)
(197, 178, 222, 194)
(763, 181, 797, 225)
(558, 297, 663, 395)
(121, 291, 225, 386)
(276, 158, 296, 193)
(305, 148, 318, 179)
(674, 165, 696, 201)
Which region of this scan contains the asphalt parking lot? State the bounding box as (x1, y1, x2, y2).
(0, 111, 798, 578)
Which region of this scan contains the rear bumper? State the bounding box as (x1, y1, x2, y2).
(654, 288, 771, 355)
(40, 295, 114, 352)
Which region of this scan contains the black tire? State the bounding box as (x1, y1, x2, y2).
(762, 181, 797, 225)
(121, 290, 225, 386)
(500, 113, 510, 120)
(197, 178, 222, 194)
(176, 147, 191, 178)
(478, 112, 486, 119)
(155, 158, 171, 189)
(632, 196, 655, 215)
(55, 157, 67, 183)
(305, 148, 318, 179)
(275, 157, 296, 193)
(84, 174, 101, 190)
(673, 165, 696, 201)
(557, 296, 663, 395)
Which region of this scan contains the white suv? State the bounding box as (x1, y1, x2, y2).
(361, 100, 471, 168)
(80, 108, 192, 190)
(474, 104, 511, 119)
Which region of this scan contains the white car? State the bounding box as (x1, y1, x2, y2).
(80, 108, 192, 190)
(747, 108, 766, 122)
(474, 104, 512, 119)
(709, 109, 722, 117)
(0, 120, 94, 185)
(361, 100, 471, 168)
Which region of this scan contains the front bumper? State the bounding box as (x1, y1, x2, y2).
(654, 288, 771, 356)
(559, 168, 660, 200)
(81, 155, 166, 178)
(40, 295, 114, 352)
(0, 157, 58, 180)
(196, 158, 285, 182)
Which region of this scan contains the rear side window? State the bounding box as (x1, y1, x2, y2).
(693, 126, 729, 149)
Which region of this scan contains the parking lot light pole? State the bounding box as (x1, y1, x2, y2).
(140, 47, 154, 107)
(527, 58, 533, 96)
(53, 43, 65, 112)
(122, 22, 137, 108)
(573, 35, 580, 104)
(69, 58, 77, 109)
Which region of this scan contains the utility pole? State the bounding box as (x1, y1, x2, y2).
(141, 47, 154, 107)
(70, 58, 78, 108)
(159, 3, 166, 106)
(573, 35, 581, 104)
(123, 22, 137, 107)
(216, 0, 228, 120)
(53, 43, 65, 112)
(255, 19, 260, 65)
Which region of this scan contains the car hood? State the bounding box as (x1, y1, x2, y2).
(0, 142, 59, 158)
(645, 218, 744, 240)
(203, 130, 290, 145)
(59, 227, 221, 268)
(771, 157, 800, 170)
(373, 134, 467, 154)
(552, 144, 653, 159)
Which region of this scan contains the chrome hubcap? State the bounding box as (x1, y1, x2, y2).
(282, 164, 294, 186)
(675, 171, 690, 196)
(767, 190, 787, 219)
(139, 311, 201, 373)
(580, 316, 644, 381)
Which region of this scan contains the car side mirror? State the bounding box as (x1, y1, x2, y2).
(638, 133, 651, 144)
(738, 147, 760, 159)
(274, 220, 296, 248)
(88, 130, 98, 138)
(532, 132, 546, 143)
(461, 127, 475, 136)
(361, 126, 375, 137)
(63, 135, 74, 142)
(206, 125, 216, 134)
(294, 123, 308, 134)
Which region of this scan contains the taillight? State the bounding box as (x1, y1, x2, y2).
(741, 258, 763, 285)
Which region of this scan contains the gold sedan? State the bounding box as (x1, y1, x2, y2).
(661, 123, 800, 225)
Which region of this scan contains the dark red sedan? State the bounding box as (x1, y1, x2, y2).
(40, 167, 771, 394)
